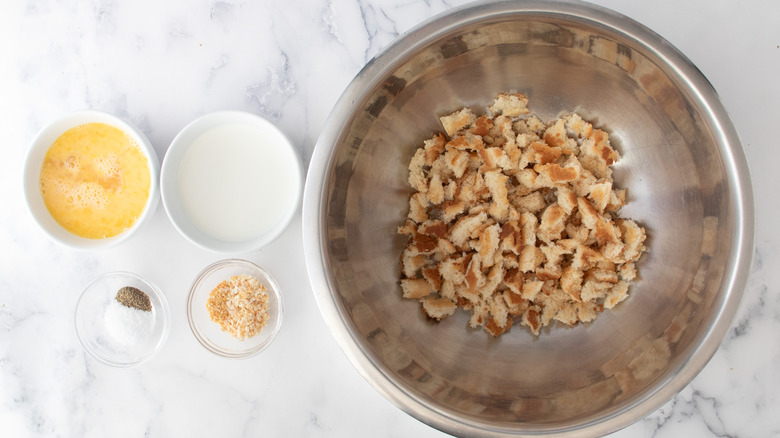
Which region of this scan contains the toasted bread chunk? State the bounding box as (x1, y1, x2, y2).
(438, 200, 463, 222)
(464, 254, 485, 293)
(587, 267, 619, 284)
(408, 148, 428, 193)
(563, 155, 598, 196)
(578, 129, 618, 180)
(471, 115, 494, 136)
(578, 196, 620, 246)
(449, 211, 488, 248)
(530, 141, 562, 165)
(397, 219, 417, 237)
(543, 118, 567, 148)
(439, 253, 469, 285)
(477, 266, 504, 308)
(588, 179, 612, 212)
(477, 224, 501, 268)
(419, 220, 449, 238)
(484, 170, 510, 221)
(618, 219, 646, 262)
(512, 190, 546, 214)
(553, 303, 579, 326)
(423, 132, 447, 164)
(410, 232, 438, 254)
(516, 132, 538, 149)
(499, 221, 524, 255)
(583, 129, 619, 164)
(522, 306, 542, 335)
(515, 115, 545, 135)
(521, 279, 543, 301)
(519, 245, 545, 273)
(440, 108, 476, 137)
(486, 294, 511, 332)
(560, 266, 584, 301)
(606, 188, 626, 212)
(566, 223, 591, 244)
(540, 242, 569, 267)
(401, 278, 434, 299)
(572, 244, 605, 271)
(401, 248, 427, 278)
(556, 186, 578, 215)
(534, 162, 579, 185)
(619, 262, 637, 281)
(408, 192, 429, 224)
(564, 113, 593, 140)
(580, 279, 612, 303)
(422, 266, 443, 290)
(536, 265, 562, 281)
(515, 168, 540, 191)
(425, 172, 444, 205)
(447, 132, 485, 151)
(578, 301, 601, 322)
(578, 154, 612, 182)
(465, 301, 487, 328)
(444, 148, 470, 179)
(503, 267, 525, 295)
(485, 316, 513, 337)
(494, 116, 522, 166)
(489, 92, 530, 117)
(538, 203, 567, 243)
(604, 281, 630, 309)
(503, 289, 527, 315)
(422, 297, 457, 320)
(436, 237, 458, 260)
(519, 212, 538, 246)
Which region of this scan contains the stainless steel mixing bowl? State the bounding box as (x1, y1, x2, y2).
(302, 1, 754, 436)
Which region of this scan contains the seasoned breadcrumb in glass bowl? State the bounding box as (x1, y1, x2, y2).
(187, 259, 283, 359)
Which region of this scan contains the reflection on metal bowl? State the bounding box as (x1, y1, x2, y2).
(303, 1, 753, 436)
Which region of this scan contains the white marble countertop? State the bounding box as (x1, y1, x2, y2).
(1, 1, 778, 436)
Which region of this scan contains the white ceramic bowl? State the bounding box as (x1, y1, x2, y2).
(160, 111, 302, 254)
(23, 110, 160, 250)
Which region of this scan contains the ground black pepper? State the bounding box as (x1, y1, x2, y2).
(116, 286, 152, 312)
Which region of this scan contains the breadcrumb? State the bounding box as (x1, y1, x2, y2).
(207, 274, 270, 340)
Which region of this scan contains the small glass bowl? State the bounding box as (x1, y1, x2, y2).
(75, 272, 170, 367)
(187, 259, 283, 359)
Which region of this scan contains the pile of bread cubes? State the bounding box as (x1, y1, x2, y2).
(398, 93, 646, 337)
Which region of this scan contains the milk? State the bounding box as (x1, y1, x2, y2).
(176, 123, 298, 242)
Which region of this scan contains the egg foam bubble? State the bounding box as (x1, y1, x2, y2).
(39, 122, 151, 239)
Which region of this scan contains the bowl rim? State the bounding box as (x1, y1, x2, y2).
(74, 271, 171, 368)
(22, 110, 160, 250)
(186, 258, 284, 359)
(160, 110, 303, 254)
(302, 0, 755, 436)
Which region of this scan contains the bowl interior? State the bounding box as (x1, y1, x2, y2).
(75, 272, 170, 367)
(308, 5, 750, 436)
(187, 259, 283, 358)
(160, 111, 302, 254)
(23, 111, 160, 249)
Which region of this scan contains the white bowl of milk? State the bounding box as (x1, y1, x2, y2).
(161, 111, 302, 254)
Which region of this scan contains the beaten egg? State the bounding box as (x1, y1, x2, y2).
(39, 122, 151, 239)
